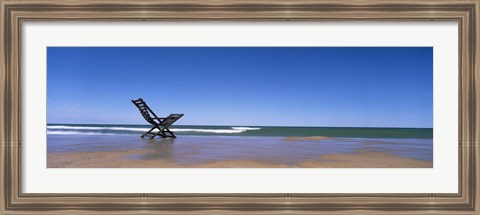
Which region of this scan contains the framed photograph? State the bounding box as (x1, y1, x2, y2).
(46, 46, 434, 169)
(1, 0, 479, 214)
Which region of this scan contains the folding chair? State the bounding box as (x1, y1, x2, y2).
(131, 98, 184, 138)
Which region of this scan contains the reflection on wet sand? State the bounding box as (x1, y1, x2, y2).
(47, 134, 433, 168)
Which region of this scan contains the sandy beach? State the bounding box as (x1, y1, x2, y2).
(47, 131, 433, 168)
(47, 148, 432, 168)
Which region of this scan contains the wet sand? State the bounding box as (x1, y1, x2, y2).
(285, 136, 332, 141)
(297, 151, 432, 168)
(47, 134, 433, 168)
(47, 149, 432, 168)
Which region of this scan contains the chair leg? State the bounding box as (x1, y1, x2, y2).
(160, 130, 167, 138)
(151, 129, 167, 139)
(141, 126, 157, 138)
(165, 128, 176, 138)
(145, 127, 176, 139)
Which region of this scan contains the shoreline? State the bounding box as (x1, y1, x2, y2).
(284, 136, 332, 141)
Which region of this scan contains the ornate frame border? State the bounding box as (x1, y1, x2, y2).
(1, 0, 478, 214)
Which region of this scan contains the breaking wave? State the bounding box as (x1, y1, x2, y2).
(47, 125, 147, 132)
(47, 130, 117, 135)
(171, 127, 260, 134)
(47, 125, 261, 135)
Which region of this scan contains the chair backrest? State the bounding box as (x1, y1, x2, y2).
(161, 114, 184, 127)
(131, 98, 158, 125)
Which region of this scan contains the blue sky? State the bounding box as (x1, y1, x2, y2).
(47, 47, 433, 128)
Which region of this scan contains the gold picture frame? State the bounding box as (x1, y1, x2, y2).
(1, 0, 478, 214)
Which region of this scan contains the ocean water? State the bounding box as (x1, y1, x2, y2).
(47, 124, 433, 164)
(47, 124, 432, 138)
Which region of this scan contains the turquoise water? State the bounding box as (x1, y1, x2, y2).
(47, 124, 432, 139)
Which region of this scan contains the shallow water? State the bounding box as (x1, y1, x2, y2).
(48, 134, 432, 165)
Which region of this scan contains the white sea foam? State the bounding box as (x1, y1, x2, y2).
(47, 125, 148, 132)
(47, 130, 117, 135)
(231, 127, 261, 131)
(47, 125, 262, 134)
(171, 127, 261, 134)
